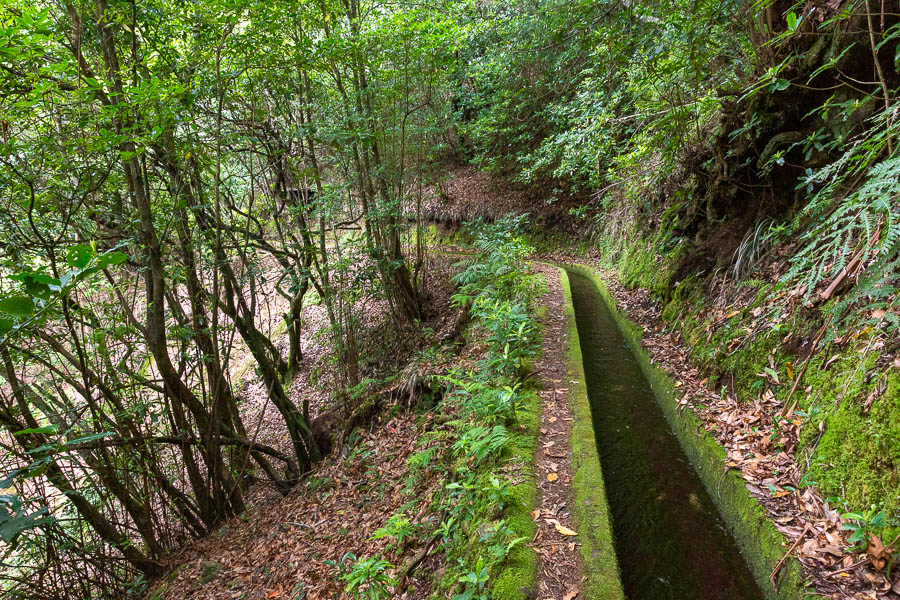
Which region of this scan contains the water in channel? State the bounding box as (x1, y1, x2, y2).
(566, 270, 763, 600)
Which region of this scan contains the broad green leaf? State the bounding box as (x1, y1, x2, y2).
(65, 432, 116, 446)
(25, 444, 58, 455)
(9, 272, 59, 286)
(97, 250, 129, 268)
(13, 425, 58, 436)
(786, 12, 797, 31)
(66, 244, 94, 269)
(0, 296, 34, 317)
(0, 469, 22, 489)
(0, 506, 56, 545)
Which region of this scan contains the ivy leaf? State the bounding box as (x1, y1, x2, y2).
(772, 78, 790, 91)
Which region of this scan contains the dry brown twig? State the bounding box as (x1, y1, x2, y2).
(771, 524, 813, 586)
(780, 316, 832, 419)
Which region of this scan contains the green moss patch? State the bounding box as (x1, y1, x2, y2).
(492, 388, 541, 599)
(801, 353, 900, 538)
(664, 267, 900, 546)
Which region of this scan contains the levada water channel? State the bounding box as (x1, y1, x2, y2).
(566, 269, 764, 600)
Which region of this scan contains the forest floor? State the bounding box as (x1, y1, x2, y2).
(149, 256, 461, 600)
(434, 164, 898, 599)
(152, 251, 890, 600)
(149, 259, 589, 600)
(150, 164, 894, 600)
(530, 264, 582, 600)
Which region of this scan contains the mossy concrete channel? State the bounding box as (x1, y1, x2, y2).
(558, 265, 806, 600)
(559, 268, 625, 600)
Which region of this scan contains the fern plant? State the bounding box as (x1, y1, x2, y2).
(452, 425, 509, 466)
(371, 512, 416, 555)
(780, 106, 900, 334)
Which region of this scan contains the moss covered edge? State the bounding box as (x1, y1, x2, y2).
(491, 383, 540, 600)
(566, 264, 807, 600)
(490, 294, 543, 599)
(558, 267, 625, 600)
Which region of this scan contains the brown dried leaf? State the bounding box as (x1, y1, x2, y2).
(867, 534, 890, 571)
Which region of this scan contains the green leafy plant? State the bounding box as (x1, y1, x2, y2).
(452, 557, 490, 600)
(371, 512, 416, 554)
(436, 517, 458, 543)
(841, 508, 889, 551)
(333, 554, 396, 600)
(0, 493, 55, 548)
(779, 112, 900, 337)
(472, 296, 540, 378)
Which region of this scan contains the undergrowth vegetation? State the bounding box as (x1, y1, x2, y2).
(3, 0, 900, 595)
(454, 0, 899, 346)
(333, 217, 542, 600)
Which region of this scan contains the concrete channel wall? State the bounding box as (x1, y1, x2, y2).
(559, 268, 626, 600)
(563, 264, 806, 600)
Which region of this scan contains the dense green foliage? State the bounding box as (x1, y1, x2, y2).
(450, 0, 900, 584)
(454, 0, 900, 342)
(0, 0, 457, 596)
(435, 219, 542, 600)
(1, 0, 899, 596)
(336, 218, 542, 600)
(456, 0, 746, 192)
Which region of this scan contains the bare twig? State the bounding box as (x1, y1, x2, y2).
(825, 557, 871, 578)
(866, 0, 893, 154)
(771, 524, 813, 585)
(781, 317, 831, 418)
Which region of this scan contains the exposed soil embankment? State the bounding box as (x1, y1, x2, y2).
(420, 164, 582, 232)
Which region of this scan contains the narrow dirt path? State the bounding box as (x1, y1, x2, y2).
(530, 264, 581, 600)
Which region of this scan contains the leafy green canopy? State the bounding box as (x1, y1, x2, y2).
(453, 0, 747, 190)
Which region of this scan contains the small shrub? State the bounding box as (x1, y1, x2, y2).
(370, 512, 415, 555)
(333, 553, 395, 600)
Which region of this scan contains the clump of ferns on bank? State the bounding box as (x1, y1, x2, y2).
(452, 215, 542, 378)
(781, 110, 900, 335)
